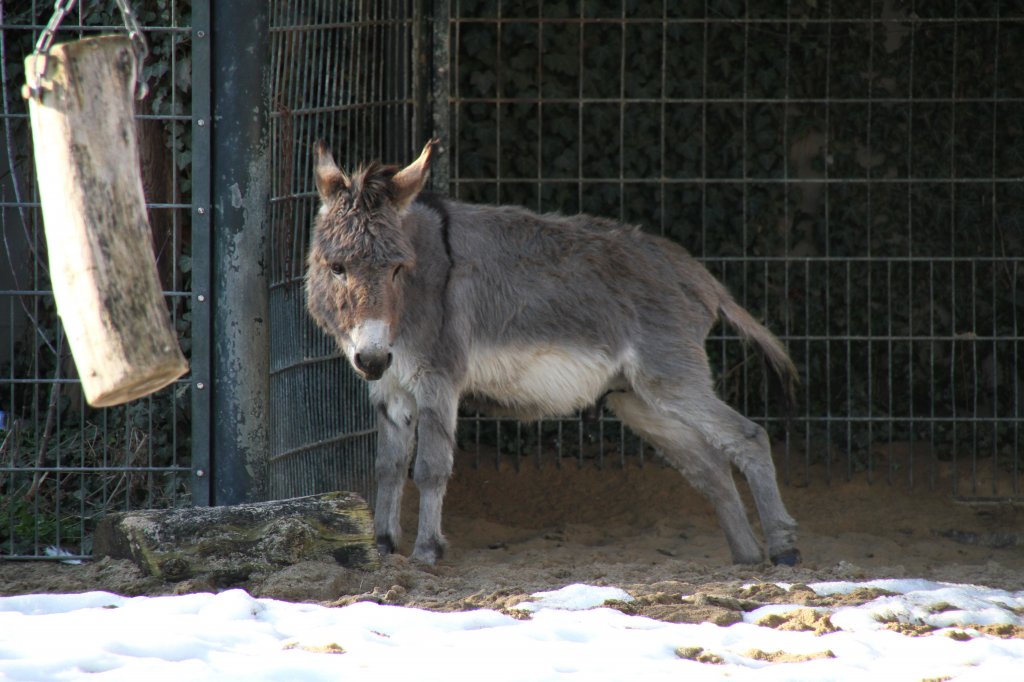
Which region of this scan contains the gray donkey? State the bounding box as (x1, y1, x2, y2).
(306, 139, 801, 566)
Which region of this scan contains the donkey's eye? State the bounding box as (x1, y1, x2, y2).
(392, 264, 403, 281)
(330, 262, 346, 278)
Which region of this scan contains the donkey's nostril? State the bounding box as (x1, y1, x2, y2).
(385, 353, 393, 370)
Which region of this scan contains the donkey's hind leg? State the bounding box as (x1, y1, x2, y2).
(691, 398, 800, 565)
(606, 392, 764, 564)
(656, 388, 800, 566)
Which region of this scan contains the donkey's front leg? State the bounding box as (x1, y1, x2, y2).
(372, 387, 417, 556)
(410, 384, 459, 564)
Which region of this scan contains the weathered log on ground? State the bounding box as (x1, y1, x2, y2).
(93, 493, 378, 583)
(24, 35, 187, 407)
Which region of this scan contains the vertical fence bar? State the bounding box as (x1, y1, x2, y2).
(431, 0, 451, 191)
(190, 0, 212, 507)
(210, 1, 270, 504)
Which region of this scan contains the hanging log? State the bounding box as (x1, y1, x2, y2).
(23, 35, 187, 407)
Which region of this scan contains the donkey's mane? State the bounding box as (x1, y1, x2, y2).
(319, 160, 414, 263)
(343, 160, 400, 212)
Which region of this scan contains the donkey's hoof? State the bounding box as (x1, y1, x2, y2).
(376, 534, 396, 556)
(770, 548, 802, 566)
(411, 537, 447, 565)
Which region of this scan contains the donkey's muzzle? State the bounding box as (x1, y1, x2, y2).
(353, 351, 393, 381)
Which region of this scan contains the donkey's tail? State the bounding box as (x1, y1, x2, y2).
(716, 288, 799, 406)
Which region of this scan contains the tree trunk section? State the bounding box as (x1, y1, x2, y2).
(24, 36, 187, 407)
(93, 493, 379, 583)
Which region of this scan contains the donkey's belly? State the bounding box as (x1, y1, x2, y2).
(463, 345, 626, 418)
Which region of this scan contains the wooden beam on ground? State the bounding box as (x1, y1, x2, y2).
(94, 493, 379, 583)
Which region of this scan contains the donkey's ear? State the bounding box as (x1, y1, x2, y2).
(391, 139, 439, 211)
(314, 140, 349, 199)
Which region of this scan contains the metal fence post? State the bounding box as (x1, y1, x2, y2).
(209, 0, 270, 504)
(190, 0, 212, 508)
(430, 0, 450, 191)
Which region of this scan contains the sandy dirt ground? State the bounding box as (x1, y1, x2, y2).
(2, 449, 1023, 622)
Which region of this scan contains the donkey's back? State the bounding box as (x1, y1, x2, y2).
(417, 200, 795, 420)
(305, 140, 801, 567)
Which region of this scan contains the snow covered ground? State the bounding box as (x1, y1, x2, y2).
(1, 579, 1022, 681)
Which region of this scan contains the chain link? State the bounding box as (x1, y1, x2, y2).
(33, 0, 77, 56)
(28, 0, 77, 95)
(114, 0, 149, 63)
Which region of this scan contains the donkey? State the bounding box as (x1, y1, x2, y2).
(306, 139, 801, 567)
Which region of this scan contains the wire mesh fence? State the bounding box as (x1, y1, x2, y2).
(5, 0, 1021, 561)
(267, 0, 418, 504)
(446, 0, 1024, 498)
(0, 1, 195, 559)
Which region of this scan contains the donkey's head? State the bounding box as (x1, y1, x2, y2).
(305, 140, 437, 380)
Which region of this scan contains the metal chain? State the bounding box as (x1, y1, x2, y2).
(28, 0, 150, 99)
(27, 0, 77, 97)
(114, 0, 149, 63)
(33, 0, 78, 57)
